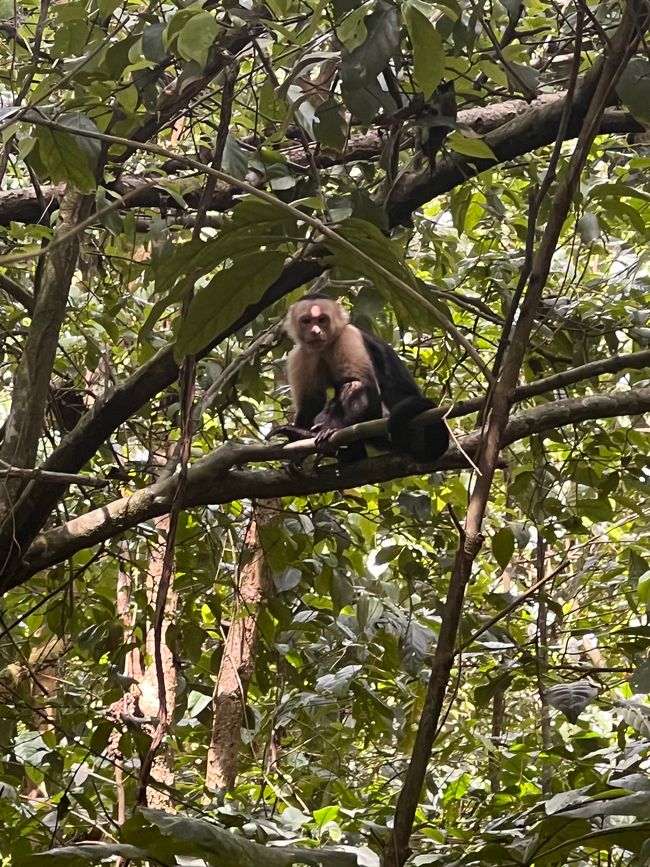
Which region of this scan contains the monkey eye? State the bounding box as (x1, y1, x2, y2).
(318, 316, 327, 324)
(300, 316, 311, 325)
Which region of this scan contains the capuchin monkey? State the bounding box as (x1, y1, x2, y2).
(272, 294, 449, 463)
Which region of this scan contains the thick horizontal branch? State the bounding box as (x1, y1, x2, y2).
(0, 271, 34, 312)
(0, 102, 532, 224)
(9, 386, 649, 590)
(0, 105, 641, 227)
(386, 99, 643, 226)
(277, 347, 650, 448)
(0, 172, 259, 228)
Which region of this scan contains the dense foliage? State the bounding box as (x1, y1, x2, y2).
(0, 0, 649, 864)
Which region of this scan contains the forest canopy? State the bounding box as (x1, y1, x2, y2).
(0, 0, 649, 864)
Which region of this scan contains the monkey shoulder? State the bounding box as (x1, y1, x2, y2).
(329, 324, 377, 383)
(358, 329, 422, 408)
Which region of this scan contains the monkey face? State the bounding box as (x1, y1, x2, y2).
(286, 295, 349, 349)
(299, 303, 331, 346)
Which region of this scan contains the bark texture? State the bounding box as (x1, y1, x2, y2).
(205, 501, 277, 792)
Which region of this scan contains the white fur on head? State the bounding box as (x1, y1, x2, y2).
(285, 296, 349, 343)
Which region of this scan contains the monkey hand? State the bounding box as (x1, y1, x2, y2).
(266, 424, 313, 443)
(313, 428, 340, 453)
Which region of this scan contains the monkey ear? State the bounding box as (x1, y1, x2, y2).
(284, 308, 297, 341)
(336, 302, 350, 324)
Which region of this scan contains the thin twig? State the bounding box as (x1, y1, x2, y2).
(0, 461, 108, 488)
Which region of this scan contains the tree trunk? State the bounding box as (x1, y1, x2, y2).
(205, 500, 278, 792)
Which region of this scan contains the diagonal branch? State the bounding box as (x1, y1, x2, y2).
(384, 0, 650, 862)
(0, 259, 323, 572)
(0, 188, 92, 520)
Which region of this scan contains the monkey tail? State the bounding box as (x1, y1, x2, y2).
(388, 397, 449, 461)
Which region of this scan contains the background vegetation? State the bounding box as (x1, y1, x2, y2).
(0, 0, 649, 864)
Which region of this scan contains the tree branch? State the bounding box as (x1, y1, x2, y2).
(0, 272, 34, 313)
(6, 386, 649, 592)
(385, 101, 644, 227)
(0, 106, 641, 227)
(0, 188, 92, 518)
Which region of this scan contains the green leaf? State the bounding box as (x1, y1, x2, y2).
(589, 181, 650, 203)
(492, 527, 515, 569)
(147, 197, 298, 332)
(446, 131, 496, 159)
(177, 11, 220, 68)
(545, 681, 599, 722)
(337, 2, 371, 50)
(142, 22, 166, 62)
(314, 98, 348, 152)
(35, 129, 95, 191)
(313, 805, 340, 827)
(274, 566, 302, 592)
(340, 0, 400, 89)
(577, 212, 600, 243)
(357, 595, 383, 630)
(403, 4, 445, 99)
(222, 135, 248, 180)
(121, 808, 358, 867)
(341, 79, 392, 123)
(629, 550, 649, 580)
(315, 664, 361, 696)
(330, 217, 411, 285)
(616, 57, 650, 125)
(16, 845, 150, 867)
(501, 0, 522, 20)
(34, 113, 100, 192)
(638, 569, 650, 607)
(506, 60, 539, 96)
(175, 250, 286, 359)
(631, 660, 650, 694)
(477, 59, 508, 88)
(277, 52, 338, 99)
(579, 496, 613, 522)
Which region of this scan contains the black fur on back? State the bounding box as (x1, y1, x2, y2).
(361, 331, 449, 461)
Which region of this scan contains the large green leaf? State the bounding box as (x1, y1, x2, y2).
(175, 250, 286, 358)
(34, 113, 101, 192)
(177, 11, 220, 67)
(120, 809, 357, 867)
(616, 57, 650, 125)
(17, 846, 150, 867)
(340, 0, 400, 89)
(403, 3, 445, 99)
(147, 197, 299, 333)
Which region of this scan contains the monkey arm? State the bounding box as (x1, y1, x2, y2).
(265, 424, 314, 442)
(337, 381, 382, 427)
(295, 392, 327, 429)
(311, 380, 382, 441)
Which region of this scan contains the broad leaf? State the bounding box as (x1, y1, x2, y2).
(175, 250, 286, 358)
(403, 4, 445, 99)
